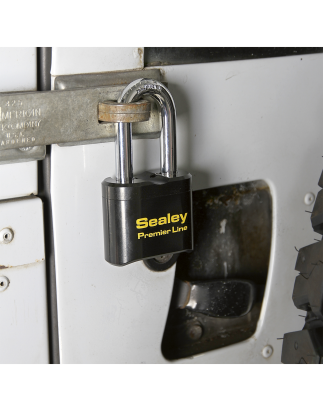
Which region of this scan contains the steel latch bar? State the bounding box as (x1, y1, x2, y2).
(0, 85, 162, 151)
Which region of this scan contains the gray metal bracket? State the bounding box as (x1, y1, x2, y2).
(0, 69, 163, 164)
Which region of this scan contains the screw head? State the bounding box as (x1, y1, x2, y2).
(304, 192, 315, 206)
(0, 228, 14, 244)
(262, 345, 273, 358)
(0, 276, 9, 292)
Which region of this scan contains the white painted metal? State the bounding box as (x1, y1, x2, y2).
(0, 47, 37, 92)
(0, 196, 45, 268)
(0, 47, 38, 200)
(51, 47, 144, 76)
(0, 162, 38, 200)
(0, 48, 49, 364)
(0, 197, 49, 363)
(0, 261, 49, 363)
(51, 52, 323, 363)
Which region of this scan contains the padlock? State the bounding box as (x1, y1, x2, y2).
(101, 78, 193, 266)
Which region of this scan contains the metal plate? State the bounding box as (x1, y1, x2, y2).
(0, 145, 45, 165)
(0, 83, 162, 151)
(0, 47, 45, 165)
(54, 68, 162, 90)
(54, 69, 163, 147)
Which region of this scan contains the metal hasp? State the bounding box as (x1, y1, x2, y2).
(0, 71, 163, 153)
(101, 79, 193, 266)
(116, 78, 177, 183)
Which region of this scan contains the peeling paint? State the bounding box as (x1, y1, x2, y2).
(0, 260, 43, 271)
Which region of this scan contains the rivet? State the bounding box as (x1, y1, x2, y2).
(188, 325, 203, 341)
(304, 192, 315, 206)
(0, 228, 14, 244)
(0, 276, 10, 292)
(262, 345, 273, 358)
(19, 147, 33, 152)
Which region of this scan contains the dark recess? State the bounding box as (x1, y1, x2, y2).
(162, 180, 272, 360)
(37, 47, 60, 364)
(145, 47, 323, 67)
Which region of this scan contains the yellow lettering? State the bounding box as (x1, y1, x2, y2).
(180, 213, 187, 224)
(163, 230, 167, 235)
(167, 230, 171, 234)
(149, 218, 157, 227)
(171, 214, 179, 223)
(136, 218, 148, 229)
(138, 233, 144, 239)
(184, 226, 187, 230)
(158, 217, 167, 225)
(167, 213, 170, 223)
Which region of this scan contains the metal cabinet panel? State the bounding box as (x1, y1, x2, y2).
(0, 48, 49, 363)
(51, 47, 144, 76)
(0, 196, 49, 363)
(52, 52, 323, 363)
(0, 47, 36, 92)
(0, 47, 38, 199)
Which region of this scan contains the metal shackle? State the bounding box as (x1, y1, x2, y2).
(115, 78, 177, 183)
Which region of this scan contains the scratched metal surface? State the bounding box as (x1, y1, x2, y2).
(0, 85, 161, 151)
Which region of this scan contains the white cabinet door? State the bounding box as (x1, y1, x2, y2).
(51, 48, 323, 363)
(0, 47, 49, 364)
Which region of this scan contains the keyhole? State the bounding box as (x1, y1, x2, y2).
(0, 282, 4, 287)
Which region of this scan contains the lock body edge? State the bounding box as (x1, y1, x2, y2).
(102, 171, 193, 266)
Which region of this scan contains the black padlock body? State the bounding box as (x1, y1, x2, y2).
(102, 170, 193, 266)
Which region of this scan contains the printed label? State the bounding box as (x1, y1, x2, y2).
(136, 212, 188, 239)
